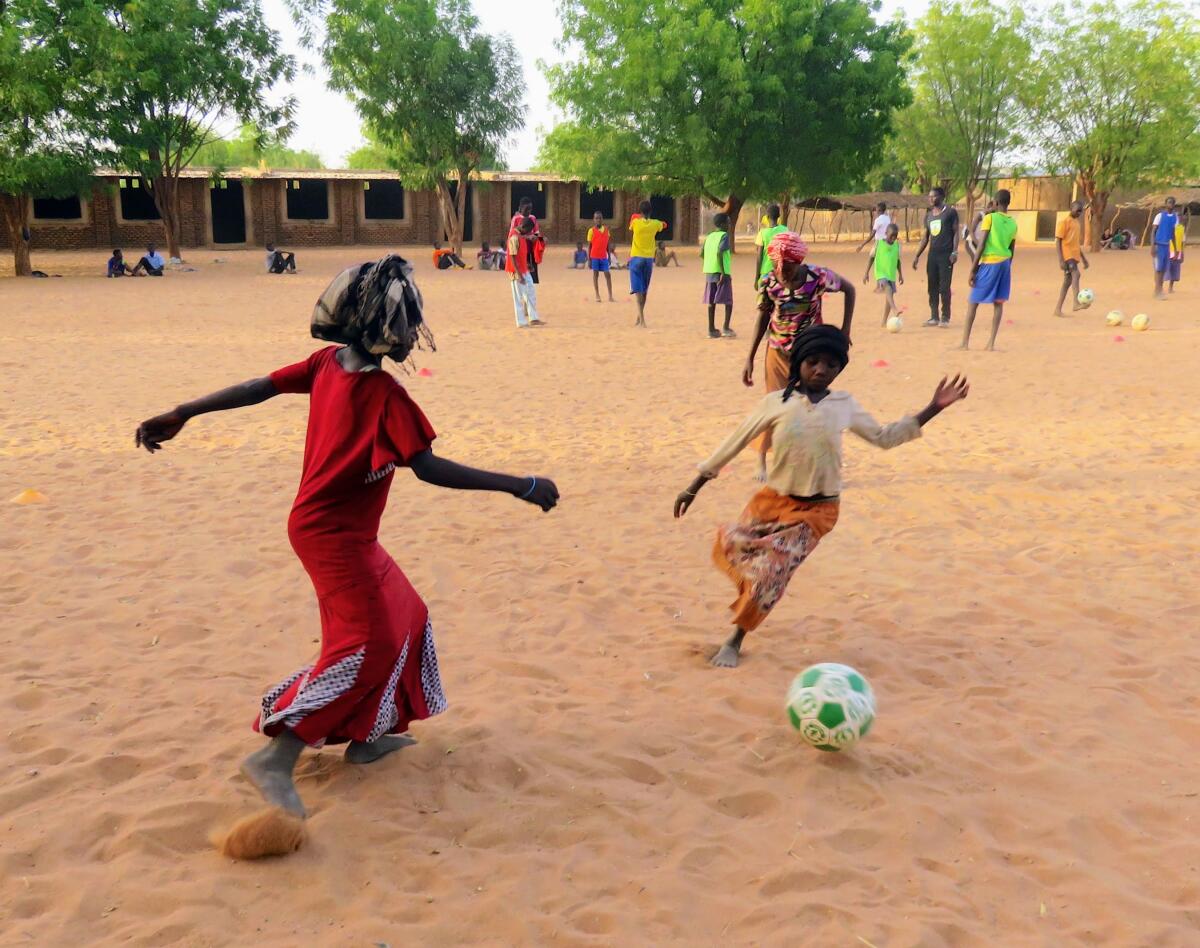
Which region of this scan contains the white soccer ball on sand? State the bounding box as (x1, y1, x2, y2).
(1131, 313, 1150, 332)
(886, 315, 903, 333)
(1105, 309, 1124, 326)
(1076, 288, 1095, 308)
(786, 663, 875, 752)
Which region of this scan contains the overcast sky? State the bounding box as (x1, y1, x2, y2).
(259, 0, 936, 170)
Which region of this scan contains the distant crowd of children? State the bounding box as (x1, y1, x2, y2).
(417, 187, 1186, 344)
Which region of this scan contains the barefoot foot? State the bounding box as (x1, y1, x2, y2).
(241, 747, 307, 818)
(345, 735, 417, 764)
(710, 644, 740, 668)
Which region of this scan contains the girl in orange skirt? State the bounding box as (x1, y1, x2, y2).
(676, 325, 969, 668)
(741, 232, 856, 480)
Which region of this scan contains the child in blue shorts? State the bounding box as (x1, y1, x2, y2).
(960, 189, 1016, 351)
(586, 210, 615, 302)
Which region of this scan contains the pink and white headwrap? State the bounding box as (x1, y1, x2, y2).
(766, 231, 809, 266)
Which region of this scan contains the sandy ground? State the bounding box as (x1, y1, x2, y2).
(2, 239, 1199, 947)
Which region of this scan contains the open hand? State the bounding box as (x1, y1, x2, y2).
(518, 476, 559, 512)
(931, 374, 970, 410)
(136, 410, 187, 453)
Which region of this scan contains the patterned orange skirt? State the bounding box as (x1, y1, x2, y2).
(713, 487, 839, 632)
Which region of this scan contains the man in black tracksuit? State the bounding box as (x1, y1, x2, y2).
(911, 187, 960, 327)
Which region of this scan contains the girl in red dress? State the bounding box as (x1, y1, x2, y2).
(135, 256, 559, 817)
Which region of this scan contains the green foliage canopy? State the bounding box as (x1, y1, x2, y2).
(892, 0, 1031, 217)
(1023, 0, 1200, 248)
(540, 0, 911, 229)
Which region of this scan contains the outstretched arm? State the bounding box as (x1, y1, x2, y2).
(409, 449, 559, 512)
(135, 377, 278, 452)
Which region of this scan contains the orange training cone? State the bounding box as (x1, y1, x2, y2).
(12, 489, 47, 505)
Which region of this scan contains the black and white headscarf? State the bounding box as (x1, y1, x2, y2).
(311, 255, 434, 365)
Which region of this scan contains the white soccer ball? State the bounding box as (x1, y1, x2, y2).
(885, 315, 903, 333)
(1076, 288, 1095, 307)
(1105, 309, 1123, 326)
(786, 663, 875, 751)
(1131, 313, 1150, 332)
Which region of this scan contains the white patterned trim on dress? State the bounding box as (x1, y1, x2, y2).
(261, 648, 366, 729)
(366, 638, 411, 742)
(420, 621, 448, 715)
(365, 462, 397, 484)
(259, 666, 311, 725)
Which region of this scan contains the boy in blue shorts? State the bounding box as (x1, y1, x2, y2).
(628, 199, 666, 327)
(862, 222, 903, 325)
(960, 189, 1016, 351)
(586, 210, 614, 302)
(1151, 196, 1179, 299)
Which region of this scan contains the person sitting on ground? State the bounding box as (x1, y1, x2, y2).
(432, 242, 469, 270)
(607, 246, 625, 270)
(477, 241, 502, 270)
(1101, 228, 1133, 250)
(107, 249, 136, 278)
(655, 239, 680, 267)
(265, 243, 297, 274)
(130, 244, 165, 276)
(569, 241, 588, 269)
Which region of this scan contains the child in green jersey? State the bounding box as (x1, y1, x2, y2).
(862, 222, 903, 326)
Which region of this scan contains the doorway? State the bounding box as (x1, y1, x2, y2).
(650, 194, 676, 240)
(210, 179, 247, 244)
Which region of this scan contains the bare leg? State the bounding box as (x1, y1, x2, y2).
(711, 628, 747, 668)
(1054, 270, 1071, 316)
(241, 730, 307, 817)
(592, 269, 601, 302)
(707, 303, 719, 337)
(985, 302, 1005, 351)
(882, 285, 895, 325)
(1070, 266, 1082, 309)
(635, 292, 648, 327)
(345, 734, 417, 764)
(605, 271, 614, 301)
(1154, 266, 1166, 299)
(959, 301, 979, 350)
(722, 304, 734, 335)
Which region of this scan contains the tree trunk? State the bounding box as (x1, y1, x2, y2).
(453, 168, 469, 256)
(1081, 177, 1108, 253)
(150, 174, 183, 261)
(720, 194, 743, 251)
(1, 193, 33, 277)
(435, 177, 461, 252)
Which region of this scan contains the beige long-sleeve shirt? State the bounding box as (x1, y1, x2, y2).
(698, 390, 921, 497)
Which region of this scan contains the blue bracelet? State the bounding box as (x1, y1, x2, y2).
(520, 477, 537, 499)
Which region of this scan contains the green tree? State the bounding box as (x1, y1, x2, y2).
(892, 0, 1032, 223)
(84, 0, 295, 259)
(317, 0, 524, 253)
(345, 139, 391, 171)
(192, 125, 322, 170)
(539, 0, 910, 242)
(1, 0, 99, 276)
(1025, 0, 1200, 251)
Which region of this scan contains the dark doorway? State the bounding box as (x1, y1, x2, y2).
(510, 181, 548, 219)
(364, 180, 405, 219)
(446, 181, 474, 242)
(210, 179, 246, 244)
(285, 179, 329, 220)
(650, 194, 676, 240)
(1035, 210, 1057, 241)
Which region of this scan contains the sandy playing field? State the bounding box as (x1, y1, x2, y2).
(2, 240, 1198, 946)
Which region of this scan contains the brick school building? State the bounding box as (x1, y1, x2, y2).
(10, 168, 703, 253)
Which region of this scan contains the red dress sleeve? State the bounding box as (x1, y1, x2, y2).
(371, 384, 437, 472)
(270, 348, 329, 394)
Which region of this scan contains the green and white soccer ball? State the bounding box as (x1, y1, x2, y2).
(1076, 288, 1095, 307)
(786, 663, 875, 751)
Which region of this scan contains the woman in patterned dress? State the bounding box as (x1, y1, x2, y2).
(135, 256, 559, 817)
(741, 232, 857, 480)
(676, 325, 968, 668)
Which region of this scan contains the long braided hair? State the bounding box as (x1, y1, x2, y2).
(781, 325, 850, 402)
